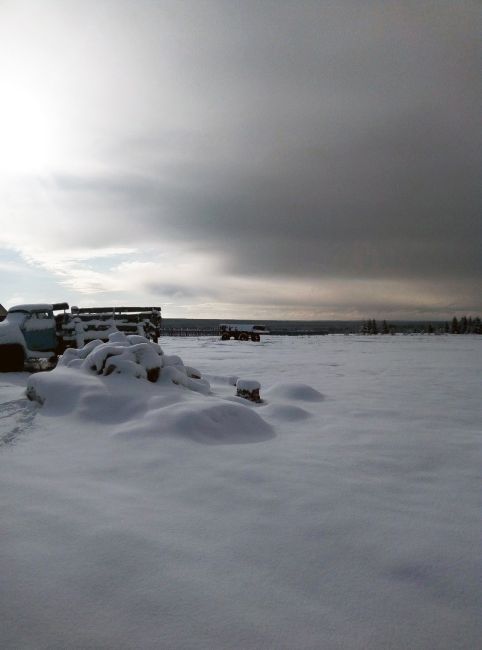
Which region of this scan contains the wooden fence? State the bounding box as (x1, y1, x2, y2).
(161, 328, 220, 337)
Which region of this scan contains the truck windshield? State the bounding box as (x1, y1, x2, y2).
(32, 311, 52, 319)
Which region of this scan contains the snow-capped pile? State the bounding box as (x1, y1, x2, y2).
(236, 379, 261, 391)
(60, 332, 206, 386)
(236, 378, 261, 402)
(25, 332, 273, 445)
(59, 332, 164, 381)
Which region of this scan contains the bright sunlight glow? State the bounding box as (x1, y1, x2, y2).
(0, 83, 61, 175)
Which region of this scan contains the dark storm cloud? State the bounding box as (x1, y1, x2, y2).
(144, 108, 481, 282)
(53, 91, 481, 282)
(58, 1, 480, 289)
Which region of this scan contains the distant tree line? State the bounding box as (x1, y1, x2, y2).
(361, 319, 395, 335)
(360, 316, 481, 335)
(448, 316, 482, 334)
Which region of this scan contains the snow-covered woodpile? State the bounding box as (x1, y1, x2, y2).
(62, 307, 161, 346)
(26, 331, 210, 406)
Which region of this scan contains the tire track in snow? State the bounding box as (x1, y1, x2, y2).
(0, 383, 37, 446)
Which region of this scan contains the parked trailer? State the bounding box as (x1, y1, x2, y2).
(66, 306, 161, 346)
(0, 303, 161, 372)
(219, 324, 268, 342)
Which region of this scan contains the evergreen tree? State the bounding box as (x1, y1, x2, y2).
(460, 316, 468, 334)
(474, 317, 481, 334)
(451, 317, 459, 334)
(372, 319, 378, 335)
(382, 320, 389, 334)
(427, 322, 434, 334)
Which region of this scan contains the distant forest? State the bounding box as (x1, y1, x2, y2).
(161, 316, 482, 336)
(361, 316, 481, 335)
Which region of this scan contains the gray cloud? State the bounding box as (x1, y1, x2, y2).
(1, 0, 481, 316)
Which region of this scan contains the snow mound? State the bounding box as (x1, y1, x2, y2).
(25, 335, 274, 444)
(261, 403, 312, 422)
(26, 366, 140, 420)
(27, 366, 108, 415)
(203, 374, 239, 386)
(27, 333, 211, 409)
(264, 382, 324, 402)
(116, 399, 274, 445)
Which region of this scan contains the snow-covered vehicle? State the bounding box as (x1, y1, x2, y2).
(219, 323, 268, 342)
(0, 303, 161, 372)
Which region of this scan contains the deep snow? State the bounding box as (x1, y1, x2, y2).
(0, 335, 481, 650)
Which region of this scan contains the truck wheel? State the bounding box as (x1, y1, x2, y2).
(221, 333, 230, 340)
(56, 339, 67, 355)
(251, 333, 260, 342)
(0, 344, 25, 372)
(239, 333, 249, 341)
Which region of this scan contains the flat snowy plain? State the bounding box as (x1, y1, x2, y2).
(0, 335, 480, 650)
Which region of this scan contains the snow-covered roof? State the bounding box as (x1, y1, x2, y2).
(9, 304, 54, 313)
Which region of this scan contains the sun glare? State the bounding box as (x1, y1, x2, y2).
(0, 84, 61, 175)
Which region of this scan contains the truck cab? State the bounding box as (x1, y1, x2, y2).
(0, 303, 69, 371)
(13, 307, 57, 351)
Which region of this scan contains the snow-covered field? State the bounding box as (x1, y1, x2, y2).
(0, 335, 480, 650)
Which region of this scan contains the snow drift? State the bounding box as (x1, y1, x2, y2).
(26, 332, 273, 444)
(1, 334, 481, 650)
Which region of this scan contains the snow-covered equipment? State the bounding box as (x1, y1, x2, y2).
(219, 324, 268, 342)
(0, 303, 161, 372)
(65, 306, 161, 347)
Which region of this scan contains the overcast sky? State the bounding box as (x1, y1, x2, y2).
(0, 0, 480, 319)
